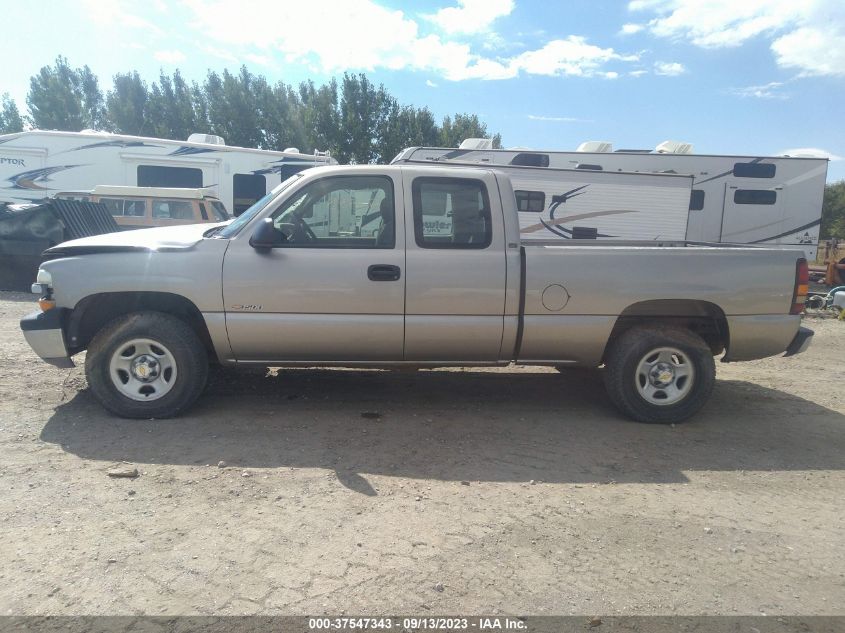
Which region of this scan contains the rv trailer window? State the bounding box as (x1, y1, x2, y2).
(575, 164, 603, 171)
(137, 165, 203, 188)
(412, 177, 492, 249)
(153, 200, 195, 220)
(233, 173, 267, 216)
(278, 164, 310, 180)
(732, 162, 776, 178)
(515, 190, 545, 212)
(734, 189, 777, 205)
(689, 189, 705, 211)
(510, 153, 550, 168)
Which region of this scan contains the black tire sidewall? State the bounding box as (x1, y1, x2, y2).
(85, 312, 208, 419)
(605, 328, 715, 424)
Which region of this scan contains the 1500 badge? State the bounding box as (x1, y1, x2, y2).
(230, 304, 262, 311)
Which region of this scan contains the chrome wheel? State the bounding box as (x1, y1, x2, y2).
(108, 338, 177, 402)
(634, 346, 694, 406)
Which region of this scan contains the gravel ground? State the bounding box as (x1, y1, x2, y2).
(0, 290, 843, 616)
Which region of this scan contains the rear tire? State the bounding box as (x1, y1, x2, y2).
(85, 311, 208, 419)
(603, 326, 715, 424)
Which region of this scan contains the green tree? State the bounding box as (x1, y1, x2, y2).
(338, 73, 393, 163)
(203, 67, 265, 148)
(106, 71, 149, 135)
(0, 93, 24, 133)
(439, 113, 502, 148)
(150, 70, 197, 141)
(27, 56, 104, 131)
(822, 180, 845, 239)
(299, 78, 340, 155)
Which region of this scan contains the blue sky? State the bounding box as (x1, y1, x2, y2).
(2, 0, 844, 180)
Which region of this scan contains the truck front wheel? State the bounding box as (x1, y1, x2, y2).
(603, 326, 715, 424)
(85, 311, 208, 419)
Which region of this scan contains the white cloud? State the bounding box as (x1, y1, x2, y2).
(154, 49, 186, 64)
(509, 36, 638, 78)
(629, 0, 845, 76)
(426, 79, 438, 87)
(653, 61, 685, 76)
(527, 115, 593, 123)
(620, 23, 644, 35)
(779, 148, 842, 160)
(771, 26, 845, 77)
(629, 69, 648, 77)
(180, 1, 639, 81)
(733, 81, 788, 99)
(244, 53, 272, 66)
(426, 0, 514, 35)
(198, 43, 238, 63)
(82, 0, 163, 35)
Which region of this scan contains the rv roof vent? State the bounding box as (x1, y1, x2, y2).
(576, 141, 612, 153)
(459, 138, 494, 150)
(283, 147, 300, 154)
(655, 140, 693, 154)
(187, 133, 226, 146)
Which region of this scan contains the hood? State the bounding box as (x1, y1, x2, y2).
(43, 222, 228, 257)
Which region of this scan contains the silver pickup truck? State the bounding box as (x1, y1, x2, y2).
(21, 164, 813, 423)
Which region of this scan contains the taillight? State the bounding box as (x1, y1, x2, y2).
(790, 258, 809, 315)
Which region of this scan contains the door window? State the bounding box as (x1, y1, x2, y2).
(152, 199, 195, 220)
(412, 177, 492, 249)
(270, 175, 395, 248)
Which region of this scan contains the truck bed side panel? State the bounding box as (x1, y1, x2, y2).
(519, 245, 801, 363)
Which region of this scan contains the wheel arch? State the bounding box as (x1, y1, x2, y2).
(603, 299, 729, 362)
(66, 291, 218, 362)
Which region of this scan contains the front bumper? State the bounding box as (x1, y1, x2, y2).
(20, 309, 74, 368)
(784, 326, 814, 357)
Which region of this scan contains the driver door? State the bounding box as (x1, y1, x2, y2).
(222, 172, 406, 362)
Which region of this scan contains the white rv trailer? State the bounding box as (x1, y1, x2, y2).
(0, 130, 336, 216)
(392, 140, 829, 258)
(384, 161, 694, 242)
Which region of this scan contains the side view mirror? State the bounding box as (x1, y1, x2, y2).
(249, 218, 287, 249)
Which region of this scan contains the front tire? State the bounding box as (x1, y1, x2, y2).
(85, 311, 208, 419)
(603, 326, 715, 424)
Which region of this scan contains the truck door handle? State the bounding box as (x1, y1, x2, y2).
(367, 264, 401, 281)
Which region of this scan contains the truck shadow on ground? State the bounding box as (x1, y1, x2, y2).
(40, 368, 845, 490)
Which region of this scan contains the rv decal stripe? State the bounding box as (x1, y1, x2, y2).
(5, 165, 83, 190)
(694, 157, 764, 185)
(170, 147, 217, 156)
(60, 140, 162, 154)
(748, 219, 821, 244)
(522, 208, 638, 234)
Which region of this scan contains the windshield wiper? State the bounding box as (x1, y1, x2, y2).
(203, 225, 226, 238)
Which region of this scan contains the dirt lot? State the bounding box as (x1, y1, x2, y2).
(1, 290, 843, 616)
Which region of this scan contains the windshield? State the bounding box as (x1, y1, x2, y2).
(216, 174, 303, 239)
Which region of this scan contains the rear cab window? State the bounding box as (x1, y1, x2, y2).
(412, 177, 492, 249)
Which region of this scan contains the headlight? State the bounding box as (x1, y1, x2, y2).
(32, 269, 55, 306)
(36, 269, 53, 286)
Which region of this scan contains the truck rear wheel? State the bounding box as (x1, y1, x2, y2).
(603, 326, 715, 424)
(85, 311, 208, 419)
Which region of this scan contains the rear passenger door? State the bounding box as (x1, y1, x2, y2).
(402, 171, 507, 361)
